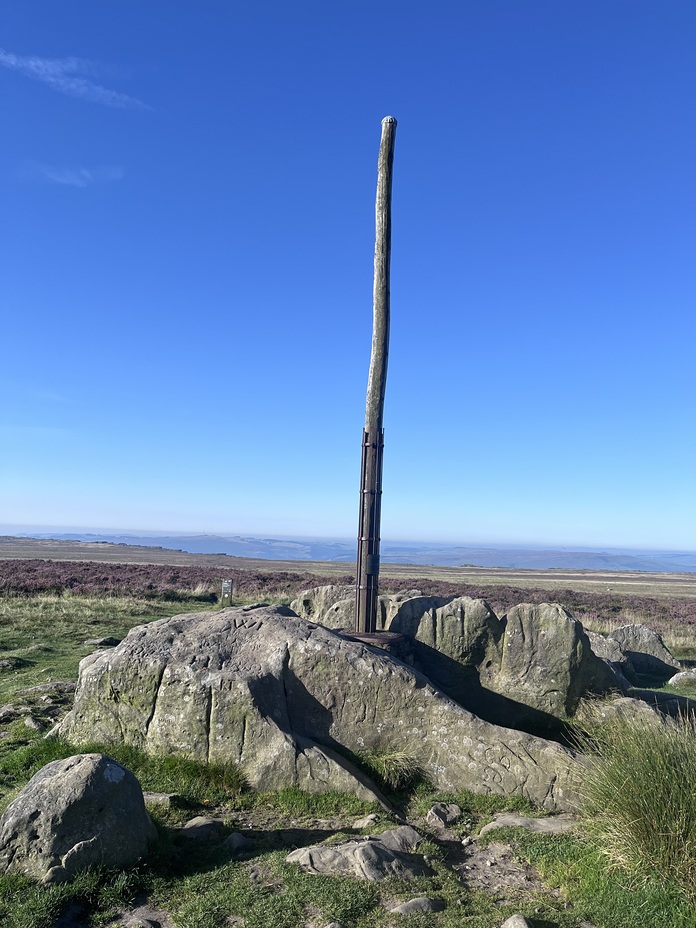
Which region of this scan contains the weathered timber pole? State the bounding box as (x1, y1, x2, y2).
(355, 115, 397, 635)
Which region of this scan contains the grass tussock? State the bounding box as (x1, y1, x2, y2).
(576, 710, 696, 907)
(356, 749, 426, 791)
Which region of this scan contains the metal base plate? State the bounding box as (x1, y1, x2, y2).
(337, 630, 404, 645)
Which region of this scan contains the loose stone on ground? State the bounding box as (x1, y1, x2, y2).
(0, 753, 156, 884)
(426, 801, 461, 828)
(478, 811, 578, 837)
(286, 825, 433, 881)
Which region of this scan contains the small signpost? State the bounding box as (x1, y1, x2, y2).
(221, 579, 233, 607)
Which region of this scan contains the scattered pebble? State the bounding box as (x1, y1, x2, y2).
(353, 813, 378, 829)
(389, 897, 445, 915)
(221, 831, 253, 854)
(143, 792, 176, 807)
(180, 816, 226, 840)
(426, 802, 461, 829)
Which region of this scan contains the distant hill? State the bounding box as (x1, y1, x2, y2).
(12, 531, 696, 573)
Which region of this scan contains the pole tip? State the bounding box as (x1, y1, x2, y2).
(382, 115, 397, 126)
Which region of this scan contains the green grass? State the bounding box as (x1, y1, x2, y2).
(656, 679, 696, 700)
(4, 734, 689, 928)
(4, 587, 696, 927)
(0, 592, 215, 704)
(0, 867, 148, 928)
(246, 785, 376, 819)
(502, 829, 696, 928)
(156, 850, 382, 928)
(574, 710, 696, 909)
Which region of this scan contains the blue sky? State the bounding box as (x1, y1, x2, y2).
(1, 1, 695, 549)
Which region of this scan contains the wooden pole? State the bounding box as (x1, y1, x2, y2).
(355, 116, 397, 635)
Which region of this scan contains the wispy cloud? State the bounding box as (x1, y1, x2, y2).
(21, 162, 125, 188)
(0, 48, 148, 109)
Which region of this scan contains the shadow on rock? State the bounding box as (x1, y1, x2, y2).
(401, 639, 579, 745)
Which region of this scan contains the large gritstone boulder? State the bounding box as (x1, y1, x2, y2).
(58, 606, 578, 811)
(292, 589, 620, 723)
(0, 754, 156, 883)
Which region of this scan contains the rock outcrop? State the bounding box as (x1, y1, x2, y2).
(585, 630, 634, 687)
(292, 588, 620, 723)
(59, 605, 579, 810)
(0, 754, 156, 883)
(484, 603, 619, 718)
(608, 624, 681, 678)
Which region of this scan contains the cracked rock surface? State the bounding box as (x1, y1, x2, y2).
(59, 605, 579, 810)
(292, 589, 621, 722)
(286, 825, 433, 881)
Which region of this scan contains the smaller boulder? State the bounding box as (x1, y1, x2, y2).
(0, 754, 156, 883)
(286, 825, 432, 882)
(501, 917, 533, 928)
(180, 816, 225, 841)
(667, 670, 696, 688)
(426, 802, 461, 829)
(609, 625, 681, 678)
(221, 831, 253, 855)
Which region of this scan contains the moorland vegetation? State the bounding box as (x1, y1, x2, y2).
(0, 559, 695, 928)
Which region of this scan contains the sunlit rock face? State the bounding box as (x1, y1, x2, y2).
(292, 588, 621, 723)
(0, 753, 156, 884)
(59, 605, 578, 811)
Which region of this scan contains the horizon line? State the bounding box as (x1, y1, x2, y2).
(2, 524, 695, 557)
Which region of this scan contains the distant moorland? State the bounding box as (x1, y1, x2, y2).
(2, 535, 695, 651)
(9, 529, 696, 572)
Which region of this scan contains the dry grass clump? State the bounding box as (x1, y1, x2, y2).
(577, 710, 696, 906)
